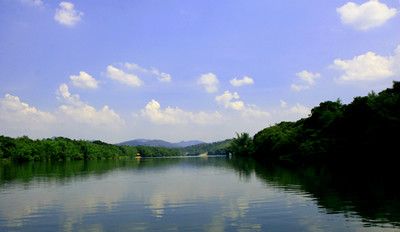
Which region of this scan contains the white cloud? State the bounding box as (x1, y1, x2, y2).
(241, 106, 271, 119)
(141, 99, 222, 125)
(290, 84, 310, 92)
(291, 70, 320, 91)
(0, 85, 125, 140)
(124, 62, 172, 83)
(0, 94, 55, 123)
(58, 104, 124, 127)
(332, 45, 400, 83)
(0, 93, 58, 138)
(70, 71, 99, 89)
(54, 2, 83, 27)
(274, 102, 310, 120)
(230, 76, 254, 87)
(289, 103, 310, 117)
(215, 91, 270, 119)
(151, 68, 172, 82)
(56, 83, 125, 127)
(296, 70, 321, 85)
(198, 73, 219, 93)
(0, 94, 55, 136)
(56, 83, 81, 106)
(215, 91, 245, 111)
(337, 0, 397, 30)
(279, 101, 310, 117)
(105, 65, 143, 87)
(124, 63, 148, 72)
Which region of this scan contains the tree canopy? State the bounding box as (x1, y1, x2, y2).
(232, 81, 400, 166)
(227, 133, 254, 157)
(180, 139, 232, 156)
(0, 136, 182, 162)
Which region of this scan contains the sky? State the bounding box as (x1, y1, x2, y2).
(1, 0, 399, 143)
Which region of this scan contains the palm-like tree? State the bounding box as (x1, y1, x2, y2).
(228, 132, 254, 157)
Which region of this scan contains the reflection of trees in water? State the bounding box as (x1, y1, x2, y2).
(0, 157, 229, 188)
(227, 157, 400, 229)
(0, 158, 180, 187)
(3, 157, 399, 228)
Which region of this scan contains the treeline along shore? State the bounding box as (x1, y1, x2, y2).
(0, 137, 183, 161)
(228, 81, 400, 168)
(2, 81, 400, 164)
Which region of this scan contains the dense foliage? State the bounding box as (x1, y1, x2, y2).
(232, 81, 400, 165)
(0, 136, 181, 161)
(227, 133, 254, 157)
(179, 139, 232, 156)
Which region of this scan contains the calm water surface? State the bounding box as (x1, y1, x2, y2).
(0, 156, 399, 231)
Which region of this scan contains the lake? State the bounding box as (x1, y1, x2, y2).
(0, 156, 399, 231)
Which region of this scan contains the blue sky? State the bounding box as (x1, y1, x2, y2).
(1, 0, 399, 143)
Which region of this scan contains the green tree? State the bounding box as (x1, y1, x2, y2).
(228, 132, 254, 157)
(0, 136, 17, 159)
(253, 121, 299, 161)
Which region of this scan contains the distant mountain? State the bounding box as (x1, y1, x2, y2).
(175, 140, 206, 147)
(116, 139, 205, 148)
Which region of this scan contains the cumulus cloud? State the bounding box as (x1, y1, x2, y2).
(241, 106, 271, 119)
(275, 102, 310, 119)
(215, 91, 245, 111)
(0, 93, 58, 138)
(291, 70, 320, 91)
(70, 71, 99, 89)
(337, 0, 397, 30)
(0, 94, 55, 136)
(296, 70, 321, 85)
(124, 62, 172, 83)
(151, 68, 171, 82)
(230, 76, 254, 87)
(141, 99, 222, 125)
(0, 94, 55, 124)
(215, 91, 270, 119)
(124, 63, 148, 72)
(332, 45, 400, 83)
(289, 103, 310, 117)
(105, 65, 143, 87)
(56, 83, 125, 127)
(198, 73, 219, 93)
(54, 2, 83, 27)
(56, 83, 81, 106)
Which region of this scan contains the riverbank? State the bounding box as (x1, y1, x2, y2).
(0, 136, 182, 161)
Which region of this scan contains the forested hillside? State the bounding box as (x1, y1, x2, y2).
(179, 139, 232, 156)
(0, 136, 182, 161)
(229, 81, 400, 166)
(0, 136, 229, 162)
